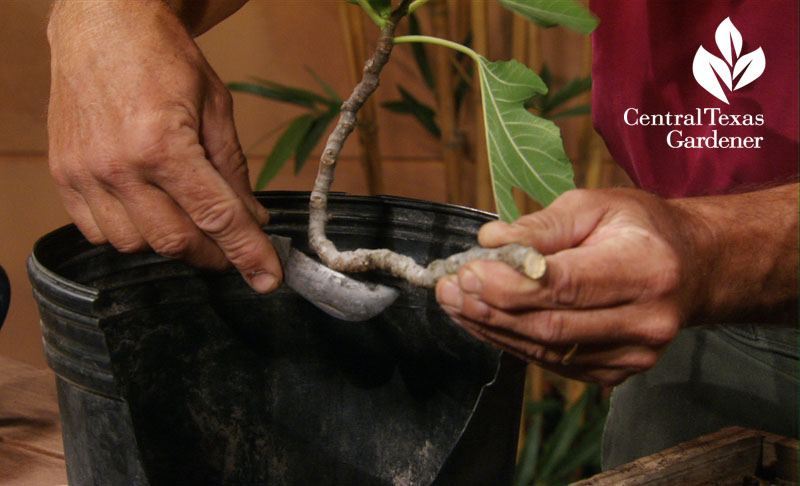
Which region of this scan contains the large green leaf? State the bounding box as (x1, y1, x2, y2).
(255, 114, 314, 190)
(498, 0, 599, 34)
(476, 56, 575, 221)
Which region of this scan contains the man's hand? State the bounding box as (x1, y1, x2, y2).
(435, 185, 799, 385)
(47, 0, 281, 292)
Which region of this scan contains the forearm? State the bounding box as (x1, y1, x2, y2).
(162, 0, 249, 36)
(49, 0, 248, 39)
(672, 183, 799, 325)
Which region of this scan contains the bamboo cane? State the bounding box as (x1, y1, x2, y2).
(431, 0, 462, 204)
(470, 0, 493, 212)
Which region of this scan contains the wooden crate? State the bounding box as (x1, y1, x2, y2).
(572, 427, 799, 486)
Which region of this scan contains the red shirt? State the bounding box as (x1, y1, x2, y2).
(591, 1, 798, 198)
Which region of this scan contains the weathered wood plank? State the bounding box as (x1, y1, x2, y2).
(0, 356, 64, 456)
(0, 355, 66, 484)
(0, 440, 67, 486)
(572, 427, 798, 486)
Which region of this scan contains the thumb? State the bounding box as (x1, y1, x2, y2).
(478, 190, 606, 254)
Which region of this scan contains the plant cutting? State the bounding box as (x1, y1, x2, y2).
(301, 0, 596, 290)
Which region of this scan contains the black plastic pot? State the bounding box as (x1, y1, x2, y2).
(28, 192, 525, 486)
(0, 265, 9, 330)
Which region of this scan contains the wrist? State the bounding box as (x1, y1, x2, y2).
(667, 184, 799, 325)
(665, 196, 722, 325)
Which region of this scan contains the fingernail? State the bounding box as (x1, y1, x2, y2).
(459, 268, 482, 295)
(251, 272, 280, 293)
(438, 278, 463, 312)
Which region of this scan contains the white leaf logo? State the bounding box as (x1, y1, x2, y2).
(692, 17, 766, 104)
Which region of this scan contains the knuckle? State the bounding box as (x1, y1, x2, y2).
(653, 254, 682, 296)
(115, 238, 149, 254)
(640, 311, 680, 348)
(194, 200, 239, 237)
(123, 108, 199, 171)
(550, 270, 582, 307)
(149, 233, 193, 260)
(532, 311, 566, 344)
(489, 284, 518, 309)
(48, 160, 73, 187)
(628, 352, 659, 373)
(554, 188, 589, 209)
(526, 344, 549, 363)
(81, 229, 108, 246)
(213, 86, 234, 113)
(88, 157, 132, 186)
(219, 237, 265, 271)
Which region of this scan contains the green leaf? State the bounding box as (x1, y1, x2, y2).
(305, 67, 342, 105)
(393, 35, 575, 220)
(514, 413, 543, 486)
(525, 398, 563, 416)
(537, 390, 589, 481)
(548, 411, 606, 483)
(550, 103, 591, 119)
(382, 87, 441, 137)
(541, 76, 592, 115)
(408, 13, 436, 90)
(498, 0, 599, 34)
(294, 110, 338, 175)
(476, 57, 576, 220)
(255, 114, 314, 190)
(345, 0, 390, 26)
(228, 80, 331, 110)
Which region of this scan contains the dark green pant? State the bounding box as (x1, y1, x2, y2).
(602, 324, 799, 470)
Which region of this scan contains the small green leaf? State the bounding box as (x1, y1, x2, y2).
(542, 76, 592, 114)
(294, 110, 338, 175)
(227, 80, 334, 110)
(255, 114, 314, 190)
(525, 398, 563, 416)
(305, 67, 342, 105)
(537, 390, 589, 481)
(367, 0, 391, 15)
(514, 413, 543, 486)
(250, 77, 338, 107)
(548, 411, 606, 483)
(498, 0, 599, 34)
(550, 103, 591, 119)
(382, 87, 441, 138)
(401, 87, 440, 137)
(347, 0, 389, 26)
(476, 57, 576, 220)
(539, 63, 553, 89)
(227, 82, 315, 110)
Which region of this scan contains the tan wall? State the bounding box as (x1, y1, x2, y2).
(0, 1, 610, 367)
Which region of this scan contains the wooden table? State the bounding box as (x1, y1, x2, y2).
(0, 355, 67, 485)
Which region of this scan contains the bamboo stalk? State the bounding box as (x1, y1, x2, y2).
(470, 0, 493, 212)
(578, 34, 603, 190)
(431, 0, 462, 204)
(511, 13, 529, 216)
(339, 2, 384, 195)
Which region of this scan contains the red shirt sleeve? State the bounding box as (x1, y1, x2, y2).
(590, 1, 798, 198)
